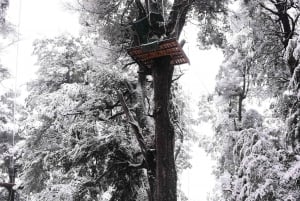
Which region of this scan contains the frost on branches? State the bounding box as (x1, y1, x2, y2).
(210, 1, 300, 200)
(18, 31, 196, 200)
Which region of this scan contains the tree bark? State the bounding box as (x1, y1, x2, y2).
(8, 166, 15, 201)
(0, 168, 15, 201)
(133, 3, 156, 199)
(133, 1, 192, 200)
(8, 188, 14, 201)
(238, 94, 243, 122)
(274, 1, 292, 48)
(152, 56, 177, 201)
(0, 183, 14, 201)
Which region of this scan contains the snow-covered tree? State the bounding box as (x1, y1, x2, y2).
(21, 35, 140, 200)
(71, 1, 231, 200)
(210, 1, 300, 200)
(0, 0, 9, 33)
(0, 67, 25, 200)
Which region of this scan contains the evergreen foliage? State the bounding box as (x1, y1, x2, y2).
(209, 0, 300, 200)
(7, 0, 300, 200)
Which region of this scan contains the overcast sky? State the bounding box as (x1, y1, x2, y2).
(2, 0, 80, 88)
(2, 1, 224, 200)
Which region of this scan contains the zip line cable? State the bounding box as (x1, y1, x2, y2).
(8, 0, 22, 198)
(11, 0, 22, 187)
(13, 0, 22, 151)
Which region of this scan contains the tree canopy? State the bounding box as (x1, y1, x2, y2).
(3, 0, 300, 201)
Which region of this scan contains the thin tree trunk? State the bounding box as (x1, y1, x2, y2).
(8, 188, 14, 201)
(294, 102, 300, 151)
(152, 56, 177, 201)
(0, 183, 14, 201)
(274, 2, 292, 48)
(238, 95, 243, 122)
(8, 166, 15, 201)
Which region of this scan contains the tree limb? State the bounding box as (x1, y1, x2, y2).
(291, 13, 300, 39)
(122, 61, 136, 69)
(174, 122, 184, 161)
(172, 73, 184, 83)
(117, 91, 149, 169)
(0, 182, 14, 189)
(135, 0, 147, 17)
(108, 111, 125, 120)
(260, 3, 279, 16)
(166, 0, 194, 38)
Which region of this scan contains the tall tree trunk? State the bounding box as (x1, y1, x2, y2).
(133, 1, 191, 200)
(152, 56, 177, 201)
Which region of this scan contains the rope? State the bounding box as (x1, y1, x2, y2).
(161, 0, 166, 35)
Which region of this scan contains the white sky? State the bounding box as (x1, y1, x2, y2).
(2, 0, 80, 88)
(2, 1, 224, 200)
(180, 28, 223, 97)
(178, 24, 223, 201)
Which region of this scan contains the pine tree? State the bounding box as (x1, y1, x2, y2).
(74, 0, 230, 200)
(210, 1, 300, 200)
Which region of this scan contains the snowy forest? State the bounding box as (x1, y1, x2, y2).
(1, 0, 300, 200)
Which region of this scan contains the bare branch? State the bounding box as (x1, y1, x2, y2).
(0, 39, 22, 51)
(260, 3, 279, 16)
(174, 122, 184, 161)
(122, 61, 136, 70)
(117, 91, 149, 168)
(166, 0, 195, 38)
(290, 13, 300, 39)
(269, 0, 276, 4)
(108, 111, 125, 120)
(172, 73, 184, 83)
(63, 111, 84, 116)
(135, 0, 147, 17)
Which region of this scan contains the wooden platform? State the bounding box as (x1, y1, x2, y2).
(127, 38, 190, 68)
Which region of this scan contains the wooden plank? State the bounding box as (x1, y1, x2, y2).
(136, 47, 180, 61)
(129, 43, 178, 58)
(138, 46, 180, 59)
